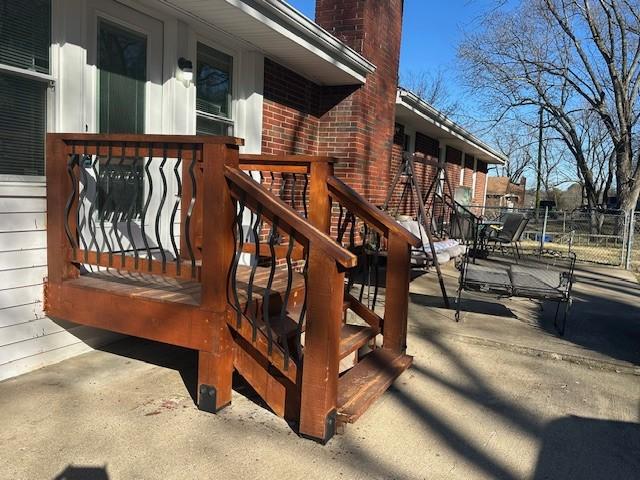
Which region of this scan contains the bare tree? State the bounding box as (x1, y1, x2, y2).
(400, 69, 463, 118)
(459, 0, 640, 212)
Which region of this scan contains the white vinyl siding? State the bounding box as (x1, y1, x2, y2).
(0, 181, 119, 381)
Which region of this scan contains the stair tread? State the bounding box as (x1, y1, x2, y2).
(339, 324, 378, 359)
(337, 348, 412, 423)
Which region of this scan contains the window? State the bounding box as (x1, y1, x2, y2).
(196, 43, 233, 135)
(96, 19, 148, 220)
(0, 0, 51, 177)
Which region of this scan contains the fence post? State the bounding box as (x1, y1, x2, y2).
(620, 211, 629, 267)
(540, 206, 549, 252)
(625, 212, 635, 270)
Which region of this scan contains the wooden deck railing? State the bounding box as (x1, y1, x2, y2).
(46, 136, 417, 443)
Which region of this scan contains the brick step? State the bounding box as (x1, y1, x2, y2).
(337, 348, 412, 424)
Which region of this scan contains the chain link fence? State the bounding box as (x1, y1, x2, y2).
(474, 206, 630, 267)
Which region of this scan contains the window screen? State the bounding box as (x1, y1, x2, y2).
(0, 73, 46, 176)
(0, 0, 51, 73)
(196, 43, 233, 136)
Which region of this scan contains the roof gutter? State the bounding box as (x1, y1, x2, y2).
(397, 88, 507, 164)
(226, 0, 376, 81)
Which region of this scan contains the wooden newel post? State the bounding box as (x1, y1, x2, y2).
(197, 140, 239, 413)
(308, 161, 333, 234)
(299, 159, 342, 442)
(46, 134, 79, 288)
(383, 232, 411, 353)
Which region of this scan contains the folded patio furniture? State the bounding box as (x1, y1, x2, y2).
(463, 264, 512, 295)
(508, 265, 566, 300)
(397, 219, 464, 265)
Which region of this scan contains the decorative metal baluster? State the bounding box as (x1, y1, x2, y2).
(140, 144, 154, 271)
(184, 145, 198, 278)
(86, 142, 100, 263)
(346, 212, 357, 291)
(155, 146, 168, 273)
(126, 143, 140, 270)
(337, 204, 345, 244)
(290, 173, 297, 211)
(302, 174, 309, 219)
(268, 172, 275, 195)
(262, 218, 279, 356)
(64, 153, 79, 259)
(278, 173, 286, 200)
(98, 143, 114, 266)
(169, 146, 182, 275)
(113, 144, 127, 268)
(247, 204, 263, 341)
(229, 192, 246, 328)
(295, 247, 309, 361)
(278, 237, 295, 370)
(371, 230, 381, 310)
(75, 143, 89, 264)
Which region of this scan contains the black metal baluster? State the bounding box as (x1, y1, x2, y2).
(337, 204, 345, 243)
(290, 173, 297, 211)
(113, 144, 127, 268)
(371, 231, 380, 310)
(64, 154, 79, 258)
(229, 192, 246, 328)
(295, 247, 309, 361)
(75, 143, 89, 263)
(98, 143, 114, 267)
(262, 218, 279, 356)
(155, 146, 168, 273)
(346, 212, 357, 291)
(302, 174, 309, 219)
(126, 143, 140, 270)
(268, 172, 275, 195)
(359, 224, 369, 302)
(140, 144, 154, 270)
(279, 237, 295, 370)
(184, 146, 198, 278)
(170, 146, 182, 275)
(87, 142, 100, 263)
(247, 204, 263, 341)
(279, 173, 286, 200)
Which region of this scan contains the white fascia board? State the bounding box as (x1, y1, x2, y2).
(397, 89, 507, 165)
(223, 0, 376, 83)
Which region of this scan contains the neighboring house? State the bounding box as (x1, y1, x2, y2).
(0, 0, 503, 381)
(486, 176, 527, 209)
(393, 88, 506, 213)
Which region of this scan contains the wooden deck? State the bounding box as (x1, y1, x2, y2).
(66, 266, 305, 308)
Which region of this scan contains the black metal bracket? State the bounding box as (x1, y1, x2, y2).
(198, 384, 217, 414)
(300, 409, 337, 445)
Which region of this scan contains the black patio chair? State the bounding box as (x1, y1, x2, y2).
(487, 213, 529, 261)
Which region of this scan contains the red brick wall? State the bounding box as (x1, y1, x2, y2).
(262, 59, 321, 155)
(316, 0, 404, 205)
(462, 155, 474, 189)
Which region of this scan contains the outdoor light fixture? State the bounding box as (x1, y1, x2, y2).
(178, 57, 193, 83)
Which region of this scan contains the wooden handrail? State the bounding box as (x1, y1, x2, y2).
(224, 166, 357, 269)
(50, 132, 244, 146)
(327, 176, 422, 248)
(239, 154, 337, 174)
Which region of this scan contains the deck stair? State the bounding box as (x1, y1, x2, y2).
(44, 134, 420, 444)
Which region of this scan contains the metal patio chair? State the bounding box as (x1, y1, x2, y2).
(487, 213, 529, 261)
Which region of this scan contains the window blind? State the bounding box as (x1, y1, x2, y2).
(0, 73, 46, 176)
(0, 0, 51, 73)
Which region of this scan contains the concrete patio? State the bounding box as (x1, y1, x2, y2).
(1, 261, 639, 479)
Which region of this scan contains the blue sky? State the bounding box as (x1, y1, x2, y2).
(287, 0, 499, 101)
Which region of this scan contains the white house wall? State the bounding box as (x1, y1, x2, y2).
(0, 0, 265, 381)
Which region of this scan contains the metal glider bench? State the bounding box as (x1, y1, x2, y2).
(455, 247, 576, 335)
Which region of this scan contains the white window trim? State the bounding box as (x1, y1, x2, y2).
(0, 1, 55, 183)
(193, 37, 238, 134)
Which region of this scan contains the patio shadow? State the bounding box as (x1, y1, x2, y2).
(53, 465, 109, 480)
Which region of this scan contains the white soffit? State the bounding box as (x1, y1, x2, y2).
(396, 89, 506, 165)
(161, 0, 376, 85)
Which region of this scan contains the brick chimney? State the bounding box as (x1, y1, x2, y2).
(315, 0, 404, 204)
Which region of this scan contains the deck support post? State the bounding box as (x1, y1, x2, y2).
(197, 140, 240, 412)
(299, 251, 343, 443)
(383, 232, 411, 353)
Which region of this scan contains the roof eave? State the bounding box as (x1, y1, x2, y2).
(397, 88, 507, 165)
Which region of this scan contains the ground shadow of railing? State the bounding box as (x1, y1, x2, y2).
(53, 465, 109, 480)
